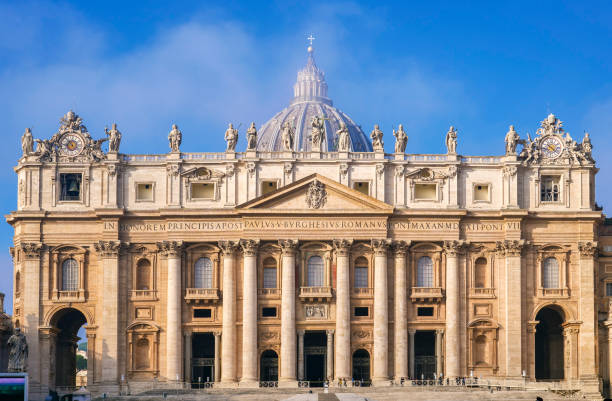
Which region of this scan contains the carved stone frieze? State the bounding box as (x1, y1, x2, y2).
(240, 239, 260, 256)
(502, 165, 518, 177)
(305, 179, 327, 209)
(339, 163, 349, 177)
(495, 239, 526, 257)
(392, 240, 410, 256)
(278, 239, 299, 255)
(284, 162, 293, 176)
(333, 239, 353, 257)
(21, 242, 43, 259)
(166, 164, 180, 177)
(95, 240, 124, 258)
(225, 164, 235, 177)
(352, 330, 371, 339)
(405, 167, 453, 182)
(376, 164, 385, 176)
(181, 166, 224, 181)
(305, 304, 328, 319)
(217, 240, 239, 255)
(578, 241, 598, 258)
(260, 331, 279, 342)
(443, 240, 466, 256)
(156, 240, 183, 257)
(371, 239, 391, 256)
(246, 162, 256, 176)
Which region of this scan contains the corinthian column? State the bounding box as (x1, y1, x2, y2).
(578, 241, 598, 379)
(498, 239, 524, 378)
(333, 239, 352, 381)
(393, 241, 409, 381)
(326, 330, 334, 380)
(278, 239, 298, 387)
(156, 240, 183, 382)
(21, 243, 42, 387)
(240, 239, 260, 386)
(443, 240, 464, 379)
(95, 240, 124, 384)
(219, 240, 239, 383)
(372, 239, 391, 385)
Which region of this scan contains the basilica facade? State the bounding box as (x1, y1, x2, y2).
(8, 45, 612, 399)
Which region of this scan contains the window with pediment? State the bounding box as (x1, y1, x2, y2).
(416, 256, 433, 287)
(307, 256, 324, 287)
(536, 246, 569, 297)
(62, 259, 78, 291)
(194, 257, 213, 289)
(130, 247, 158, 301)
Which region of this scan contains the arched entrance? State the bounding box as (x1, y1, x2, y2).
(535, 306, 564, 380)
(260, 350, 278, 382)
(50, 308, 88, 388)
(352, 349, 370, 384)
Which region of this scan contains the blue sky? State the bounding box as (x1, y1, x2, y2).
(1, 1, 612, 312)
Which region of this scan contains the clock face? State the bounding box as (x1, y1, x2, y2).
(541, 136, 563, 159)
(60, 133, 85, 156)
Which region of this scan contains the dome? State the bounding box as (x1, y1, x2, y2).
(256, 46, 372, 152)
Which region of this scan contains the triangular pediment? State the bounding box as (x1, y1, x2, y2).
(237, 174, 393, 214)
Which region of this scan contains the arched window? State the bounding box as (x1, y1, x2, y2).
(474, 335, 488, 365)
(542, 257, 559, 289)
(134, 338, 150, 370)
(136, 259, 151, 290)
(263, 257, 277, 289)
(15, 271, 20, 295)
(307, 256, 324, 287)
(416, 256, 433, 287)
(194, 257, 213, 289)
(474, 257, 487, 288)
(354, 257, 369, 288)
(62, 258, 78, 291)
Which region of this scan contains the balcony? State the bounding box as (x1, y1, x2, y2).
(258, 288, 281, 299)
(53, 290, 86, 303)
(185, 288, 220, 304)
(538, 288, 570, 298)
(469, 288, 496, 299)
(351, 287, 374, 298)
(130, 290, 158, 301)
(410, 287, 444, 302)
(299, 286, 333, 302)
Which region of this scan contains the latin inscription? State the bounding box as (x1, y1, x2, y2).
(115, 219, 520, 232)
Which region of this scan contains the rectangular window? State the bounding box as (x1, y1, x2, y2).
(191, 183, 215, 199)
(263, 267, 277, 289)
(354, 307, 369, 317)
(262, 307, 277, 317)
(136, 183, 154, 201)
(540, 176, 560, 202)
(60, 173, 82, 201)
(473, 184, 489, 202)
(354, 267, 368, 288)
(261, 181, 278, 196)
(193, 308, 212, 318)
(606, 283, 612, 297)
(414, 183, 437, 200)
(353, 181, 370, 196)
(417, 307, 434, 317)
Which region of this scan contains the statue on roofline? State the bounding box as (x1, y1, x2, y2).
(280, 121, 295, 151)
(336, 122, 350, 152)
(370, 124, 384, 152)
(445, 126, 457, 154)
(104, 123, 122, 153)
(224, 123, 238, 152)
(505, 125, 520, 155)
(21, 128, 34, 157)
(393, 124, 408, 153)
(310, 116, 325, 151)
(168, 124, 182, 153)
(246, 122, 257, 150)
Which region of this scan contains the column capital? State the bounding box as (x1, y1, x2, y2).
(333, 239, 353, 256)
(371, 238, 391, 256)
(526, 320, 539, 333)
(578, 241, 598, 258)
(495, 239, 526, 257)
(20, 242, 43, 259)
(408, 329, 417, 336)
(218, 240, 239, 255)
(443, 240, 466, 257)
(156, 240, 183, 257)
(435, 329, 445, 335)
(240, 239, 260, 256)
(95, 240, 126, 258)
(278, 239, 299, 255)
(297, 329, 306, 336)
(213, 331, 221, 338)
(326, 329, 335, 337)
(392, 240, 411, 256)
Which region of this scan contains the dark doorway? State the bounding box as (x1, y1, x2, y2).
(260, 350, 278, 382)
(414, 331, 436, 379)
(352, 349, 371, 384)
(192, 333, 215, 386)
(304, 332, 327, 386)
(51, 308, 88, 388)
(535, 307, 564, 380)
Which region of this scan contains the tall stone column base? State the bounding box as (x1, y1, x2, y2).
(372, 378, 392, 387)
(238, 380, 259, 388)
(578, 376, 603, 399)
(215, 381, 239, 389)
(28, 383, 48, 401)
(277, 379, 299, 388)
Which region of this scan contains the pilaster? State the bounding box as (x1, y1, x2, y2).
(21, 242, 42, 388)
(578, 241, 598, 379)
